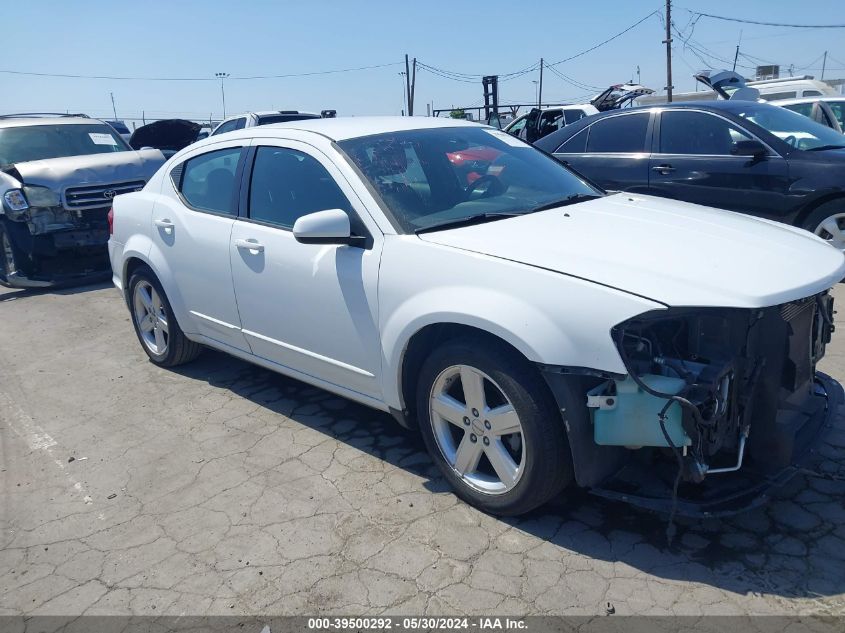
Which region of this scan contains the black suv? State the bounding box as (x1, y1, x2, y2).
(535, 100, 845, 251)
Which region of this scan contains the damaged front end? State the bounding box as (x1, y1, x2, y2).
(543, 292, 839, 517)
(1, 182, 116, 287)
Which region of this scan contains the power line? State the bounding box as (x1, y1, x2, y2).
(685, 10, 845, 29)
(547, 10, 661, 67)
(544, 64, 602, 92)
(0, 61, 403, 82)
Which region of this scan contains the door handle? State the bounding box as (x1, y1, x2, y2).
(652, 164, 675, 174)
(235, 238, 265, 253)
(154, 218, 174, 233)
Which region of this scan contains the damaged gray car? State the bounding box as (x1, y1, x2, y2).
(0, 114, 165, 288)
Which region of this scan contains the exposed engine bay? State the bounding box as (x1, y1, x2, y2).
(544, 291, 837, 516)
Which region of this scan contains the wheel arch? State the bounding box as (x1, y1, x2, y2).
(393, 321, 552, 430)
(121, 242, 193, 335)
(794, 192, 845, 229)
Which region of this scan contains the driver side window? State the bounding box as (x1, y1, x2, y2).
(659, 111, 752, 155)
(248, 146, 353, 230)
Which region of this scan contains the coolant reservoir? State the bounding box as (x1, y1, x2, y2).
(589, 375, 691, 448)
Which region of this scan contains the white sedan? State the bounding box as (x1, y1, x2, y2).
(109, 116, 845, 516)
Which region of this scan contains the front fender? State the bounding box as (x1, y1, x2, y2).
(377, 237, 665, 410)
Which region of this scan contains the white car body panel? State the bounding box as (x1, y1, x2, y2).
(419, 194, 845, 309)
(109, 116, 845, 418)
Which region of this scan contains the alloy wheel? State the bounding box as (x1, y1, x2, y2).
(133, 281, 169, 355)
(814, 213, 845, 250)
(429, 364, 525, 495)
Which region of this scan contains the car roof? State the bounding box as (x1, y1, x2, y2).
(534, 99, 783, 152)
(216, 115, 485, 142)
(0, 116, 102, 129)
(771, 96, 845, 105)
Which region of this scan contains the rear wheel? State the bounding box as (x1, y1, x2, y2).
(803, 201, 845, 251)
(416, 338, 572, 516)
(128, 268, 202, 367)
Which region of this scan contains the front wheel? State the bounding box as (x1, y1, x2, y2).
(128, 268, 202, 367)
(0, 221, 22, 287)
(803, 201, 845, 251)
(416, 338, 573, 516)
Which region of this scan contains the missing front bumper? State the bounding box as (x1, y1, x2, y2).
(588, 372, 842, 517)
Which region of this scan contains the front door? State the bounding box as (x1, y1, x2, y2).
(229, 142, 383, 399)
(648, 109, 791, 220)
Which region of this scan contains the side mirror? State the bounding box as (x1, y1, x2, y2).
(732, 139, 767, 157)
(292, 209, 366, 247)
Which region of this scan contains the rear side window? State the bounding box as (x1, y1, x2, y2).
(783, 103, 814, 117)
(555, 128, 588, 153)
(248, 146, 352, 229)
(803, 90, 823, 97)
(564, 109, 588, 125)
(586, 114, 649, 153)
(212, 118, 246, 136)
(828, 102, 845, 127)
(178, 147, 242, 214)
(760, 91, 797, 101)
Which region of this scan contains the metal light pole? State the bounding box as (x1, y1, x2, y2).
(532, 80, 539, 105)
(215, 72, 230, 118)
(110, 92, 117, 120)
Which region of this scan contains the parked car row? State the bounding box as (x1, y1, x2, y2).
(107, 116, 843, 518)
(0, 113, 165, 287)
(0, 107, 337, 288)
(534, 99, 845, 250)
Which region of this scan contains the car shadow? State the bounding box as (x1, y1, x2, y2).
(0, 279, 112, 302)
(171, 348, 845, 601)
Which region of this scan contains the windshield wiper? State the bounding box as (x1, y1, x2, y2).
(415, 212, 522, 234)
(806, 144, 845, 151)
(524, 193, 601, 214)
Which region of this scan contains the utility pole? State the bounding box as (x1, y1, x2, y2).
(215, 72, 229, 118)
(538, 58, 544, 107)
(637, 65, 641, 85)
(822, 50, 828, 79)
(732, 30, 743, 72)
(410, 57, 417, 116)
(664, 0, 673, 102)
(110, 92, 117, 120)
(398, 72, 407, 115)
(404, 55, 412, 116)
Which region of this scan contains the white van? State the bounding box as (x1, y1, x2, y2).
(638, 74, 839, 106)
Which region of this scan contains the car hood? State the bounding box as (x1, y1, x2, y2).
(130, 119, 201, 151)
(4, 149, 165, 190)
(417, 194, 845, 308)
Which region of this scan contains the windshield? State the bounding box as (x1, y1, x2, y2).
(0, 123, 130, 167)
(733, 103, 845, 150)
(338, 127, 600, 233)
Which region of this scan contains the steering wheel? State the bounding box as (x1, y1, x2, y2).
(464, 175, 503, 200)
(782, 134, 797, 148)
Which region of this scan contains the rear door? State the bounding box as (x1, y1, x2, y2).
(151, 141, 250, 351)
(552, 112, 653, 192)
(648, 109, 791, 219)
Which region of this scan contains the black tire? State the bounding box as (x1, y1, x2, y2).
(127, 267, 202, 367)
(801, 200, 845, 246)
(416, 337, 573, 516)
(0, 220, 22, 288)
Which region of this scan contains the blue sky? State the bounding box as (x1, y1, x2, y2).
(4, 0, 845, 126)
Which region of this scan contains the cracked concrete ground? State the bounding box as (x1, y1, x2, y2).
(0, 281, 844, 617)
